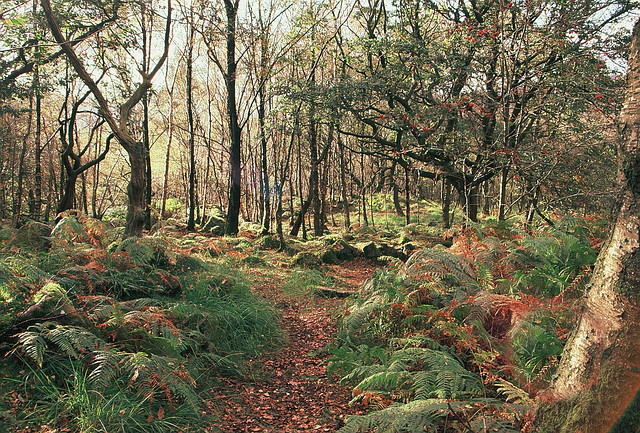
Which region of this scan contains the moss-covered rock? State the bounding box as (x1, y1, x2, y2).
(257, 234, 281, 250)
(321, 248, 339, 264)
(330, 239, 360, 261)
(80, 217, 114, 247)
(292, 251, 322, 268)
(202, 213, 226, 235)
(318, 234, 343, 246)
(17, 282, 76, 321)
(359, 241, 381, 259)
(116, 237, 169, 267)
(51, 216, 91, 245)
(351, 223, 376, 235)
(12, 221, 52, 252)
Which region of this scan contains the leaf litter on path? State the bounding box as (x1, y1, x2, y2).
(208, 258, 376, 432)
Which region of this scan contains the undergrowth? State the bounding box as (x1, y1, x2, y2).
(0, 219, 282, 432)
(330, 217, 597, 433)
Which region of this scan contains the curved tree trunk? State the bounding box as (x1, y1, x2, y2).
(534, 18, 640, 433)
(41, 0, 171, 238)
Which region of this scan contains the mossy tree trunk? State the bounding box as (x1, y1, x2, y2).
(534, 18, 640, 433)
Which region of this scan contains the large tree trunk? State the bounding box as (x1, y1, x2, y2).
(534, 18, 640, 433)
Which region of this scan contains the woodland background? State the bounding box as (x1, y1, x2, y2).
(0, 0, 633, 235)
(1, 0, 640, 432)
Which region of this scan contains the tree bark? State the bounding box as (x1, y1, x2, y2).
(186, 18, 196, 232)
(534, 18, 640, 433)
(224, 0, 242, 236)
(442, 178, 452, 229)
(338, 134, 351, 229)
(498, 165, 509, 221)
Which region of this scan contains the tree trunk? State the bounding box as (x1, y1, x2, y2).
(160, 87, 174, 220)
(57, 174, 78, 215)
(34, 67, 42, 220)
(534, 18, 640, 433)
(225, 0, 242, 236)
(338, 134, 350, 229)
(442, 178, 452, 229)
(41, 0, 171, 238)
(498, 165, 509, 221)
(186, 19, 196, 232)
(13, 94, 32, 228)
(259, 77, 270, 235)
(142, 93, 152, 230)
(483, 180, 490, 216)
(124, 144, 147, 237)
(404, 165, 411, 226)
(310, 111, 322, 237)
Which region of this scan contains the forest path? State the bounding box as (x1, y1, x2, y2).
(208, 257, 376, 432)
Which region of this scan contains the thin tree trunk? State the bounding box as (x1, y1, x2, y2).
(442, 178, 452, 229)
(483, 180, 490, 216)
(404, 165, 411, 226)
(186, 19, 196, 232)
(224, 0, 242, 236)
(160, 79, 175, 219)
(142, 93, 152, 229)
(259, 82, 270, 234)
(338, 134, 350, 229)
(13, 93, 33, 227)
(361, 153, 368, 226)
(34, 66, 42, 220)
(498, 165, 509, 221)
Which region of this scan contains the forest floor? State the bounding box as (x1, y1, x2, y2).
(205, 257, 377, 432)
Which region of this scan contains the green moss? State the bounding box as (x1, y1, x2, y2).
(535, 358, 634, 433)
(33, 282, 68, 305)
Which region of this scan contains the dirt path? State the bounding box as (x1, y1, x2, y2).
(209, 258, 376, 432)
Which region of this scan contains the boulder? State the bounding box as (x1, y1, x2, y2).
(359, 241, 381, 259)
(292, 251, 322, 268)
(13, 221, 52, 251)
(116, 237, 169, 267)
(202, 214, 226, 235)
(17, 282, 78, 322)
(51, 216, 91, 244)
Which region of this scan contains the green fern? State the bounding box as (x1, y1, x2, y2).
(404, 246, 477, 285)
(90, 350, 198, 409)
(15, 322, 107, 367)
(344, 347, 483, 402)
(339, 398, 524, 433)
